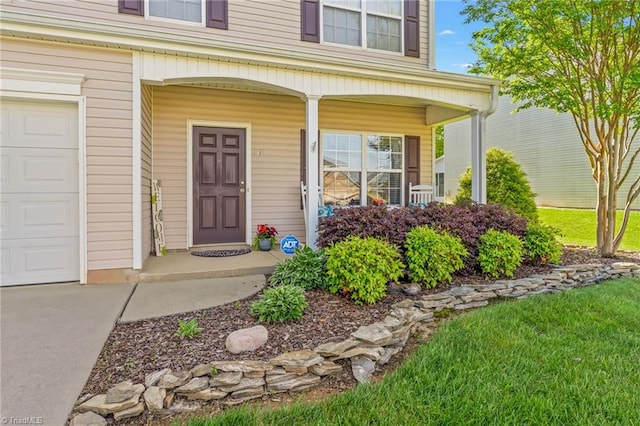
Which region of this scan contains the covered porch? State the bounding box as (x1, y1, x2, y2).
(135, 52, 499, 266)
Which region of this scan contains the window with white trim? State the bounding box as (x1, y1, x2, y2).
(148, 0, 203, 24)
(322, 132, 403, 206)
(435, 172, 445, 197)
(322, 0, 403, 52)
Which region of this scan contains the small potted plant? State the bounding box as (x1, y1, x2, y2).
(253, 224, 278, 251)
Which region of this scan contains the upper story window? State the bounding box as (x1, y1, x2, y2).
(301, 0, 419, 57)
(118, 0, 228, 30)
(148, 0, 203, 24)
(323, 0, 403, 53)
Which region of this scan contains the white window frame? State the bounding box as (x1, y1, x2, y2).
(320, 0, 404, 54)
(320, 130, 405, 207)
(145, 0, 206, 27)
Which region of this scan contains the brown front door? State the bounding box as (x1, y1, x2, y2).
(193, 126, 246, 245)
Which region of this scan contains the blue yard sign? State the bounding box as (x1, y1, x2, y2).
(280, 234, 300, 255)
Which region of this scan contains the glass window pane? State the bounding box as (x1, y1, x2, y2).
(325, 0, 361, 10)
(367, 15, 401, 52)
(336, 134, 350, 150)
(367, 172, 402, 205)
(391, 153, 402, 169)
(368, 0, 401, 16)
(324, 7, 361, 46)
(149, 0, 201, 22)
(323, 171, 361, 206)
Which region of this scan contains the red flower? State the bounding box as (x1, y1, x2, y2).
(256, 224, 277, 239)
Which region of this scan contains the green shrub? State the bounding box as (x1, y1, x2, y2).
(269, 246, 329, 290)
(175, 318, 203, 339)
(524, 222, 563, 264)
(478, 229, 523, 279)
(250, 285, 308, 323)
(325, 236, 403, 305)
(405, 226, 468, 288)
(455, 147, 538, 220)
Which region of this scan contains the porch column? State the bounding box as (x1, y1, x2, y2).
(470, 112, 487, 204)
(305, 95, 321, 249)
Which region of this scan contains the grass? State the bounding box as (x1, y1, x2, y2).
(538, 207, 640, 251)
(188, 278, 640, 426)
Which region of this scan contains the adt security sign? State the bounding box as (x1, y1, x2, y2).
(280, 234, 300, 255)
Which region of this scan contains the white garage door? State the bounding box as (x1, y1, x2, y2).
(1, 100, 80, 286)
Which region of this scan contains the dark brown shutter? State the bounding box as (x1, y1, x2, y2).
(301, 0, 320, 42)
(118, 0, 143, 16)
(404, 0, 420, 57)
(405, 135, 420, 205)
(206, 0, 228, 29)
(300, 129, 307, 209)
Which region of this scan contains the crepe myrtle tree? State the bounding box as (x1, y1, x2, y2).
(463, 0, 640, 256)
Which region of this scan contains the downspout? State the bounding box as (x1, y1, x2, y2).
(428, 0, 436, 69)
(471, 84, 499, 203)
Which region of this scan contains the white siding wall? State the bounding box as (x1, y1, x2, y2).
(2, 0, 432, 69)
(152, 87, 432, 249)
(1, 38, 134, 271)
(444, 96, 640, 209)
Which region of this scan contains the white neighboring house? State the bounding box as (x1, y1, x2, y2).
(444, 95, 640, 210)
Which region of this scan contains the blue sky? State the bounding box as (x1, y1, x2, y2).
(434, 0, 483, 74)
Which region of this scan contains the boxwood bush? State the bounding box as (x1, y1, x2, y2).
(405, 226, 467, 288)
(524, 222, 563, 264)
(250, 285, 308, 323)
(478, 229, 523, 279)
(269, 246, 328, 290)
(325, 236, 403, 305)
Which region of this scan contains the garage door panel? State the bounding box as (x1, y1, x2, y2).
(2, 147, 77, 193)
(1, 238, 79, 286)
(0, 153, 8, 184)
(1, 100, 79, 286)
(1, 194, 79, 239)
(6, 103, 77, 149)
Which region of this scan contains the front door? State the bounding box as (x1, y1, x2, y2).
(193, 127, 246, 245)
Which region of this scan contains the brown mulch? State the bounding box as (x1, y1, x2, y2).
(79, 247, 639, 424)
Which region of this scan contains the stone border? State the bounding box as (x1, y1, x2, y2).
(69, 262, 639, 425)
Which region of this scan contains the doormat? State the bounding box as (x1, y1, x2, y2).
(191, 248, 252, 257)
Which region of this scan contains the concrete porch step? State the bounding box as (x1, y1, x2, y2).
(138, 247, 288, 283)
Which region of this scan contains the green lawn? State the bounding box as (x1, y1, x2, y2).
(189, 278, 640, 426)
(538, 207, 640, 251)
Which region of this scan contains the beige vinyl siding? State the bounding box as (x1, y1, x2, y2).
(2, 0, 431, 69)
(153, 87, 431, 248)
(141, 84, 153, 260)
(319, 100, 433, 186)
(1, 37, 134, 271)
(444, 96, 640, 209)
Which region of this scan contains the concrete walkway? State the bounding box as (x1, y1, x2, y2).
(120, 275, 265, 322)
(0, 275, 266, 425)
(0, 282, 134, 425)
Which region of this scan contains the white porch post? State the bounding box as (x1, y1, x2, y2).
(305, 95, 321, 249)
(470, 112, 487, 204)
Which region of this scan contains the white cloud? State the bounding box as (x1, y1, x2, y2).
(438, 29, 456, 36)
(452, 63, 474, 69)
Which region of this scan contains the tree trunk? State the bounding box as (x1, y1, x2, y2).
(596, 155, 616, 257)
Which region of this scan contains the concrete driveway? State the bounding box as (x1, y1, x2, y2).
(0, 274, 266, 425)
(0, 282, 134, 425)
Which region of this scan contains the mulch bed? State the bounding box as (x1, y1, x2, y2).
(80, 246, 639, 424)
